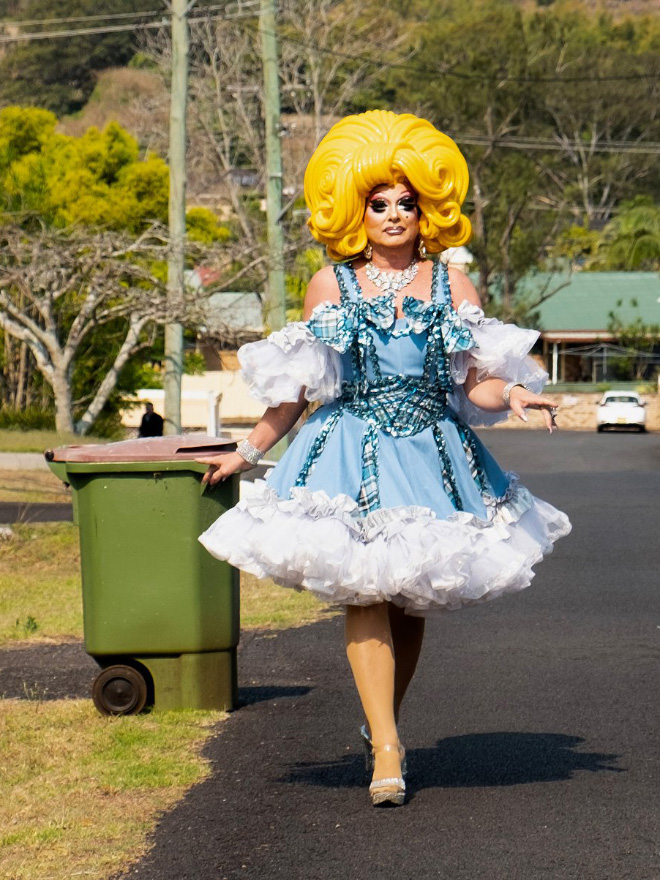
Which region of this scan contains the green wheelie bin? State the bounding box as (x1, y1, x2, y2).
(45, 435, 239, 716)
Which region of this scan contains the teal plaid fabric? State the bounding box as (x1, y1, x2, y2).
(357, 423, 380, 513)
(341, 376, 448, 438)
(293, 260, 487, 514)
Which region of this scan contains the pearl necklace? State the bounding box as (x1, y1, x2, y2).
(365, 259, 419, 295)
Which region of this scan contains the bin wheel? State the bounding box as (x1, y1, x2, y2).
(93, 665, 148, 716)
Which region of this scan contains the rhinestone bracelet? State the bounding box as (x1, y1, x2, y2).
(236, 439, 265, 467)
(502, 381, 529, 407)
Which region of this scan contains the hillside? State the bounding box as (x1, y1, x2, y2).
(60, 68, 169, 157)
(59, 67, 322, 214)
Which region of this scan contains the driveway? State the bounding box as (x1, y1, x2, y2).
(4, 430, 659, 880)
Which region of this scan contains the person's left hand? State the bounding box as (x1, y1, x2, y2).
(508, 386, 559, 433)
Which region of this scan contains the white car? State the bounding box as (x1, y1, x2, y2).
(596, 391, 647, 432)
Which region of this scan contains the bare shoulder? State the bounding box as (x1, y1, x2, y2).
(447, 266, 481, 310)
(303, 264, 341, 320)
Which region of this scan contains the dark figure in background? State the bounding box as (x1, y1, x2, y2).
(138, 402, 164, 437)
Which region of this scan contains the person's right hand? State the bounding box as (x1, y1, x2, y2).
(196, 451, 255, 485)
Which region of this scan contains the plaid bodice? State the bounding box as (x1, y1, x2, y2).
(307, 261, 474, 434)
(291, 261, 487, 515)
(340, 374, 449, 438)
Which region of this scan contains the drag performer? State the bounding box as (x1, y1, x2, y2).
(198, 110, 571, 806)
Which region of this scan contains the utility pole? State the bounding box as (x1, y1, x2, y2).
(259, 0, 286, 331)
(163, 0, 194, 435)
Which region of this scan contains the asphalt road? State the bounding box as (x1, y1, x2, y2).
(107, 430, 659, 880)
(3, 431, 659, 879)
(0, 502, 73, 524)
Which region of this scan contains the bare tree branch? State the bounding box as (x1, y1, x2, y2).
(0, 224, 180, 434)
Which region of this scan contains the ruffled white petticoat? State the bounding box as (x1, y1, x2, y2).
(199, 476, 570, 614)
(200, 293, 571, 614)
(449, 301, 549, 426)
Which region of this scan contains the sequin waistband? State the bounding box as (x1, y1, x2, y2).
(339, 376, 448, 437)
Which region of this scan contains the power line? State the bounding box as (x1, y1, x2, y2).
(453, 134, 660, 156)
(1, 7, 656, 86)
(0, 9, 166, 28)
(0, 3, 252, 29)
(250, 22, 660, 85)
(0, 5, 261, 44)
(0, 21, 168, 42)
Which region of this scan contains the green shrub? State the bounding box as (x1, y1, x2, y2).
(0, 406, 55, 431)
(88, 410, 126, 440)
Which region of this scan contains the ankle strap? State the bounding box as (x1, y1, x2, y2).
(372, 743, 403, 755)
(369, 777, 406, 792)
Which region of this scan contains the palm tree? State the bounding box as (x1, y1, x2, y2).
(597, 196, 660, 271)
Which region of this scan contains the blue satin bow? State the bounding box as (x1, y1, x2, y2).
(307, 295, 395, 352)
(400, 296, 475, 353)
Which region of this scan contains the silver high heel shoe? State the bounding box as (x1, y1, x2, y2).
(360, 725, 408, 777)
(369, 743, 406, 807)
(359, 725, 374, 771)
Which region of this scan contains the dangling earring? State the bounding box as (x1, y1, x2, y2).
(418, 239, 427, 261)
(364, 243, 373, 260)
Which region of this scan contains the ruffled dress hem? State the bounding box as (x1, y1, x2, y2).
(199, 477, 571, 615)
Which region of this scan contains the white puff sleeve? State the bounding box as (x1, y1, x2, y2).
(449, 301, 548, 427)
(238, 322, 343, 407)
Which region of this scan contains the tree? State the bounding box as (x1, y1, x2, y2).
(0, 106, 170, 231)
(388, 0, 569, 317)
(0, 226, 171, 434)
(548, 224, 600, 272)
(278, 0, 402, 146)
(0, 0, 163, 115)
(285, 246, 325, 322)
(0, 2, 23, 18)
(0, 107, 231, 430)
(607, 298, 660, 381)
(595, 197, 660, 270)
(527, 8, 660, 228)
(369, 0, 660, 320)
(143, 0, 404, 299)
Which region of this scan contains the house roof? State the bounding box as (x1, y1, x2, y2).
(516, 272, 660, 335)
(203, 291, 264, 334)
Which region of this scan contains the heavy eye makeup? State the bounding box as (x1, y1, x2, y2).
(398, 196, 417, 213)
(367, 196, 418, 214)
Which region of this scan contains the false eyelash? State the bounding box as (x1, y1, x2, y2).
(368, 198, 418, 214)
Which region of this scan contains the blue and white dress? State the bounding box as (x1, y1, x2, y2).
(200, 261, 571, 614)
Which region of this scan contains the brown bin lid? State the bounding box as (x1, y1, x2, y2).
(45, 434, 237, 463)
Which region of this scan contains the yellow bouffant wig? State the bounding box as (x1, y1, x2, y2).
(304, 109, 471, 262)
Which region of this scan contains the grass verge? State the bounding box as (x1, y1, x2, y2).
(0, 469, 72, 504)
(0, 429, 106, 453)
(0, 522, 335, 878)
(241, 571, 335, 629)
(1, 523, 334, 646)
(0, 700, 223, 880)
(0, 524, 82, 645)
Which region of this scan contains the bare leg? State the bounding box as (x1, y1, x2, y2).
(388, 604, 425, 723)
(345, 603, 402, 785)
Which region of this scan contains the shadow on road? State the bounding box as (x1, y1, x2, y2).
(238, 684, 313, 707)
(279, 731, 623, 793)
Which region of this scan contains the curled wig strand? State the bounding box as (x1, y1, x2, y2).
(304, 110, 471, 262)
